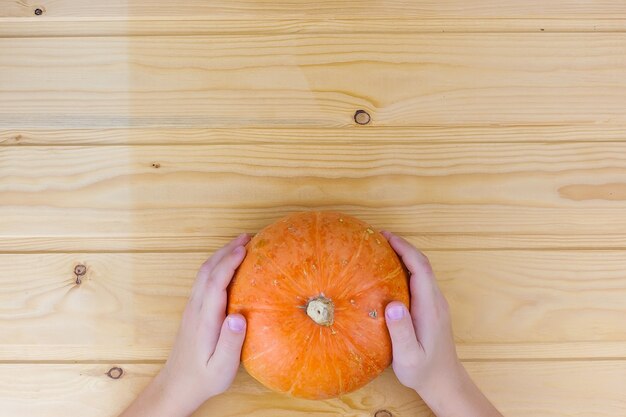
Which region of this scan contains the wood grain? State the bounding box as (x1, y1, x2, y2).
(1, 250, 625, 361)
(3, 34, 626, 128)
(2, 0, 625, 414)
(0, 362, 624, 417)
(3, 18, 626, 38)
(3, 142, 626, 250)
(3, 0, 626, 19)
(467, 360, 626, 417)
(8, 233, 626, 253)
(4, 125, 626, 146)
(0, 365, 422, 417)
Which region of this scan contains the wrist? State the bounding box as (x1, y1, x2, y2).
(119, 370, 199, 417)
(415, 361, 470, 412)
(416, 363, 502, 417)
(143, 371, 200, 417)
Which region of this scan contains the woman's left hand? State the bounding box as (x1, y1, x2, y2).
(119, 233, 250, 417)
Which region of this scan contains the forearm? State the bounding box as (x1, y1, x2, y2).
(119, 372, 198, 417)
(418, 364, 503, 417)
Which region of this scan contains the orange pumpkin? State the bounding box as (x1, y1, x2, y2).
(227, 211, 410, 399)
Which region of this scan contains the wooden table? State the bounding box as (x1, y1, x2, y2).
(2, 1, 626, 416)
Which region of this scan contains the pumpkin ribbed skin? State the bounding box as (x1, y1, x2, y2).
(227, 211, 410, 399)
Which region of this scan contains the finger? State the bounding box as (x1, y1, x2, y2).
(192, 233, 250, 296)
(207, 314, 247, 394)
(387, 233, 439, 298)
(209, 245, 247, 291)
(385, 233, 442, 340)
(199, 245, 247, 347)
(387, 234, 433, 280)
(385, 302, 423, 364)
(198, 233, 250, 277)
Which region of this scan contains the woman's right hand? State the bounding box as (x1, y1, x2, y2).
(381, 231, 462, 395)
(382, 231, 503, 417)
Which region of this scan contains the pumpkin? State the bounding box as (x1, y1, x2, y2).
(227, 211, 410, 399)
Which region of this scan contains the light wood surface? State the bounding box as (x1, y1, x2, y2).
(2, 1, 626, 416)
(1, 251, 625, 360)
(3, 0, 626, 18)
(1, 362, 624, 417)
(2, 125, 626, 146)
(3, 18, 626, 37)
(3, 34, 626, 128)
(3, 142, 626, 251)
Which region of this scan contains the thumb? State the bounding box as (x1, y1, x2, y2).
(385, 302, 422, 362)
(207, 314, 247, 391)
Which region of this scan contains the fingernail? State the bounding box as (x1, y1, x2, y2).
(234, 246, 245, 255)
(386, 305, 405, 321)
(238, 233, 247, 240)
(228, 316, 246, 332)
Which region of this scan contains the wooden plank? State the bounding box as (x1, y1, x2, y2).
(0, 365, 421, 417)
(437, 251, 626, 356)
(0, 362, 624, 417)
(3, 0, 626, 19)
(7, 207, 626, 250)
(4, 125, 626, 146)
(3, 18, 626, 37)
(466, 360, 626, 417)
(3, 34, 626, 129)
(1, 251, 625, 361)
(3, 142, 626, 249)
(7, 233, 626, 253)
(0, 253, 194, 361)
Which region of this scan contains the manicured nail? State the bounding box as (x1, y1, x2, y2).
(228, 316, 246, 332)
(386, 305, 405, 321)
(234, 246, 245, 255)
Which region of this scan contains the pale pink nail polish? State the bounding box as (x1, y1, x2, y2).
(228, 316, 246, 332)
(386, 305, 405, 321)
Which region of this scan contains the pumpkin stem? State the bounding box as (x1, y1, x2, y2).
(306, 296, 334, 326)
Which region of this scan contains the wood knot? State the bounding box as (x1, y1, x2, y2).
(74, 264, 86, 284)
(151, 162, 161, 169)
(74, 264, 86, 276)
(107, 367, 123, 379)
(34, 7, 44, 15)
(374, 411, 392, 417)
(354, 110, 371, 125)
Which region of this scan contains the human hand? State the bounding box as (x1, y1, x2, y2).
(381, 231, 502, 417)
(380, 231, 461, 395)
(119, 233, 251, 417)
